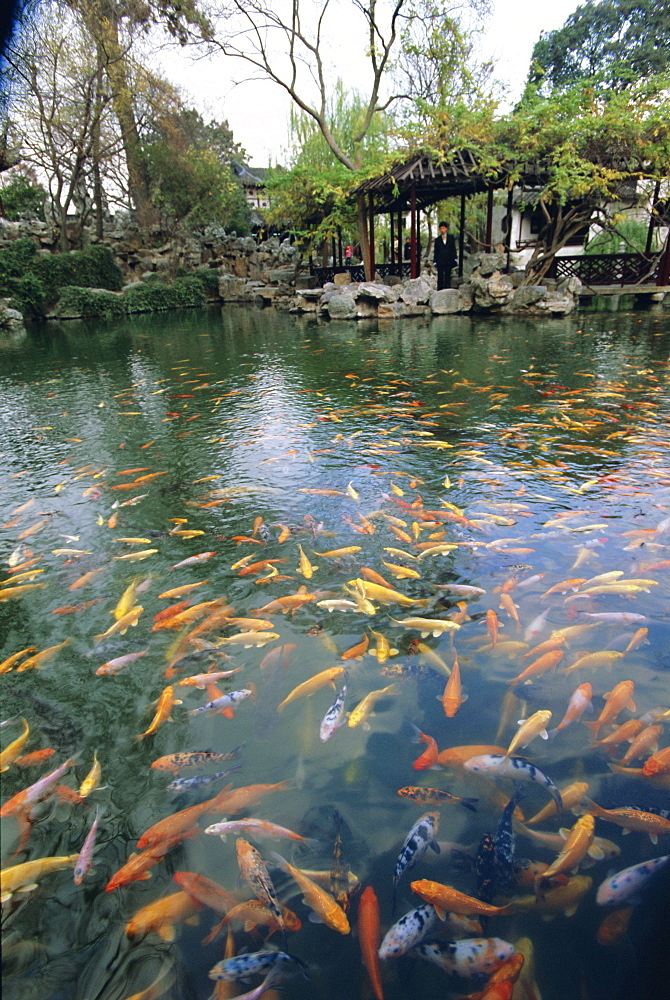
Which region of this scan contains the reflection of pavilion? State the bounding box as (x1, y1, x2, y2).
(315, 149, 669, 292)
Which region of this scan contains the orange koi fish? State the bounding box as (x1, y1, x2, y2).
(126, 890, 201, 941)
(410, 880, 512, 918)
(235, 838, 285, 936)
(0, 757, 75, 817)
(485, 609, 500, 647)
(584, 680, 636, 741)
(439, 656, 466, 718)
(534, 815, 597, 899)
(508, 649, 564, 686)
(341, 634, 369, 660)
(642, 745, 670, 777)
(136, 686, 182, 740)
(16, 639, 71, 672)
(358, 886, 384, 1000)
(411, 725, 439, 770)
(271, 853, 350, 933)
(436, 745, 506, 768)
(579, 798, 670, 844)
(614, 725, 662, 766)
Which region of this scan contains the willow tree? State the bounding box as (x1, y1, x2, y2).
(177, 0, 490, 278)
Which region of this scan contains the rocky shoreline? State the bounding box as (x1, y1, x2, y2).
(2, 218, 666, 334)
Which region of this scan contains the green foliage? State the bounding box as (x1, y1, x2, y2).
(55, 274, 207, 318)
(528, 0, 670, 95)
(30, 246, 124, 301)
(585, 218, 652, 254)
(0, 175, 46, 220)
(0, 240, 123, 317)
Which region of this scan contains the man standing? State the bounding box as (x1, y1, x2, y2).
(433, 221, 457, 290)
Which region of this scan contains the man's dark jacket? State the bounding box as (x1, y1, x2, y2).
(434, 232, 457, 269)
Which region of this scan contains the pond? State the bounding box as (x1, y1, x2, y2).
(1, 305, 669, 1000)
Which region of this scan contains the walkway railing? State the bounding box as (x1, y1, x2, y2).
(549, 252, 662, 286)
(310, 262, 411, 285)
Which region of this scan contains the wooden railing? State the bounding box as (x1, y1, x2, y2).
(549, 252, 662, 286)
(310, 262, 411, 285)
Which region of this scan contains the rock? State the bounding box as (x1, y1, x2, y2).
(401, 276, 433, 306)
(355, 282, 389, 301)
(429, 289, 463, 314)
(457, 285, 474, 311)
(333, 271, 352, 286)
(291, 293, 318, 313)
(327, 293, 358, 320)
(218, 274, 246, 300)
(477, 253, 507, 277)
(378, 302, 406, 319)
(557, 275, 582, 296)
(510, 285, 548, 308)
(356, 298, 379, 318)
(265, 267, 296, 285)
(471, 275, 514, 310)
(233, 256, 249, 278)
(0, 299, 26, 335)
(539, 291, 576, 314)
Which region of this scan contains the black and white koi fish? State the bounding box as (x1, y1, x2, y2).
(378, 903, 438, 958)
(414, 938, 515, 979)
(167, 765, 241, 793)
(319, 683, 348, 742)
(208, 947, 301, 981)
(463, 755, 563, 809)
(393, 812, 440, 904)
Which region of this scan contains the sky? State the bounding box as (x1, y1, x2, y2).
(159, 0, 584, 167)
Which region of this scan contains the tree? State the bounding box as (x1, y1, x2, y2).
(3, 6, 124, 249)
(138, 75, 250, 229)
(490, 72, 670, 281)
(527, 0, 670, 95)
(177, 0, 488, 278)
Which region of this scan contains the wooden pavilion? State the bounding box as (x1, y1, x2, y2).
(311, 148, 669, 290)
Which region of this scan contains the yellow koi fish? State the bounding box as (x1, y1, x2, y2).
(277, 667, 346, 712)
(347, 684, 398, 729)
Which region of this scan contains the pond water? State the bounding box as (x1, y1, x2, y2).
(1, 305, 669, 1000)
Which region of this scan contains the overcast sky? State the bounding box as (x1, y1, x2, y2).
(160, 0, 584, 166)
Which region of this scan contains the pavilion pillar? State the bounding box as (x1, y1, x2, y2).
(657, 232, 670, 287)
(505, 187, 514, 272)
(390, 211, 395, 265)
(337, 226, 343, 267)
(410, 183, 417, 279)
(459, 193, 466, 278)
(485, 187, 494, 252)
(398, 210, 404, 267)
(646, 180, 661, 255)
(368, 193, 375, 279)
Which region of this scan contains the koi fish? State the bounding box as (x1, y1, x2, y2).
(439, 656, 467, 717)
(136, 686, 182, 739)
(411, 725, 439, 770)
(277, 667, 346, 712)
(178, 668, 242, 689)
(463, 755, 563, 808)
(0, 757, 76, 817)
(415, 938, 515, 979)
(1, 855, 79, 903)
(96, 650, 149, 675)
(507, 649, 564, 686)
(504, 710, 552, 757)
(94, 605, 143, 639)
(126, 890, 201, 941)
(347, 684, 398, 729)
(550, 683, 593, 734)
(167, 767, 240, 793)
(74, 807, 103, 885)
(390, 616, 460, 637)
(583, 680, 636, 741)
(507, 875, 593, 917)
(410, 880, 513, 918)
(205, 818, 319, 848)
(358, 887, 384, 1000)
(208, 948, 300, 982)
(79, 751, 104, 797)
(0, 647, 37, 673)
(346, 579, 429, 607)
(0, 718, 30, 771)
(188, 689, 253, 719)
(270, 853, 350, 934)
(216, 631, 279, 648)
(397, 786, 478, 812)
(378, 903, 438, 958)
(393, 812, 440, 902)
(151, 747, 242, 775)
(236, 839, 286, 937)
(596, 855, 670, 905)
(170, 552, 217, 568)
(319, 684, 348, 742)
(16, 639, 71, 672)
(578, 798, 670, 844)
(534, 815, 598, 899)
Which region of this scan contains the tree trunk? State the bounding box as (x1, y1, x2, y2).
(81, 5, 156, 232)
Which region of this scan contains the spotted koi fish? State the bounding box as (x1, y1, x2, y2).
(392, 812, 440, 907)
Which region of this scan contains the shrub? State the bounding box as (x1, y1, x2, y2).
(31, 245, 124, 301)
(191, 268, 221, 295)
(55, 286, 126, 319)
(0, 176, 46, 221)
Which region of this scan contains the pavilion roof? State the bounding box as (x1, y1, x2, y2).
(353, 145, 655, 213)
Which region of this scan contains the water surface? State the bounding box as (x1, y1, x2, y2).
(1, 306, 669, 1000)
